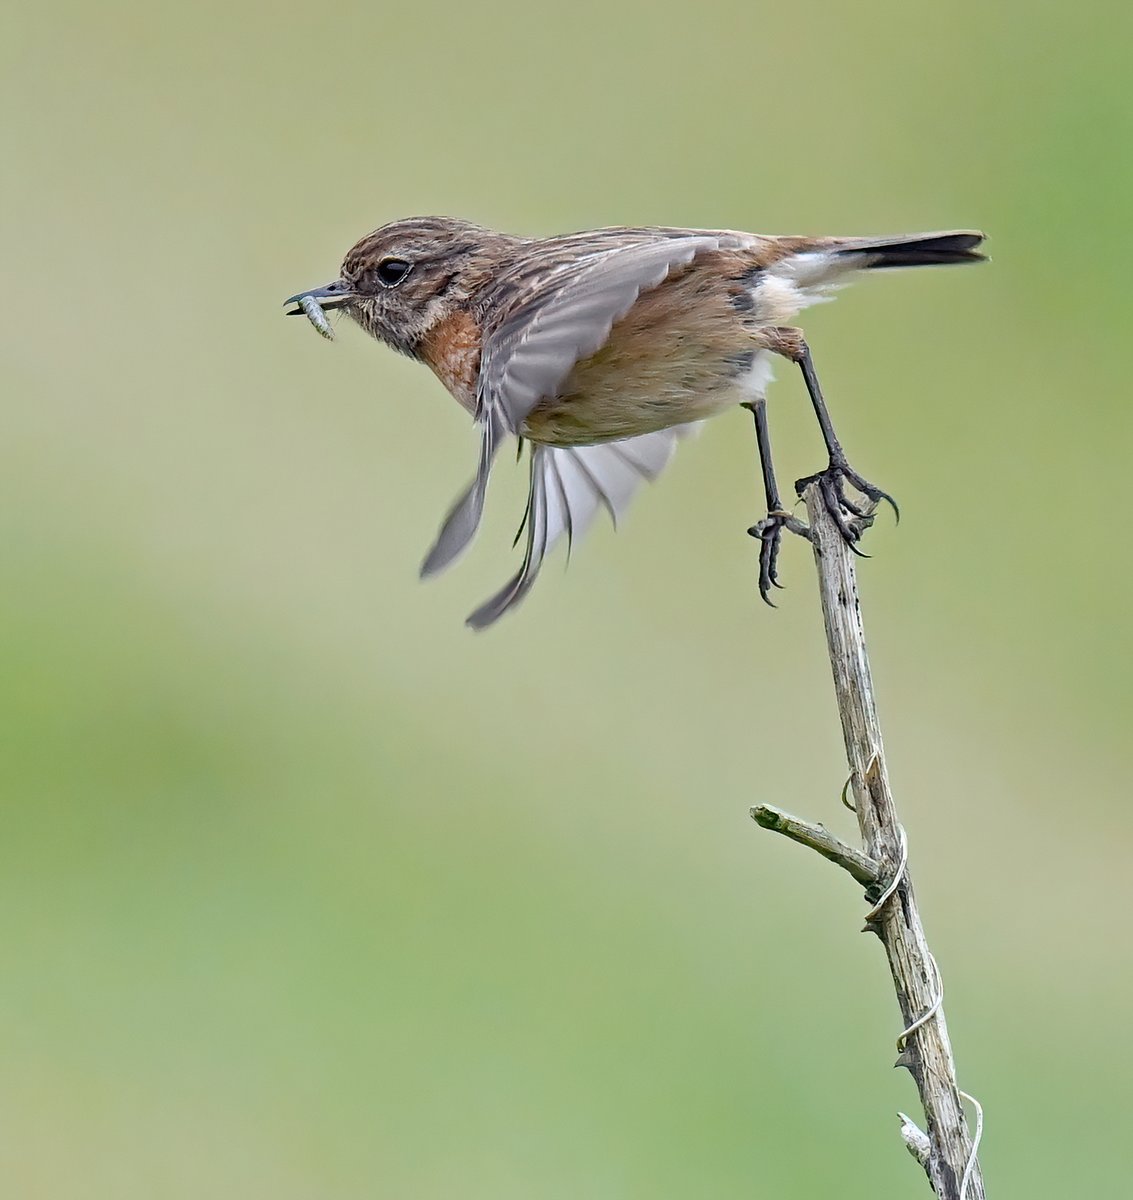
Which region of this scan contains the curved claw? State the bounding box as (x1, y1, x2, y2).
(841, 467, 900, 525)
(758, 534, 780, 604)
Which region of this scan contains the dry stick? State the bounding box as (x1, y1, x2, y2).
(752, 485, 986, 1200)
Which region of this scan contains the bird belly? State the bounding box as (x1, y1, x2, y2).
(521, 352, 750, 446)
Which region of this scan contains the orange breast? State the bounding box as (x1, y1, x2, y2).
(419, 311, 482, 415)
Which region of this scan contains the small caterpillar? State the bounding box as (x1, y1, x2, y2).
(299, 294, 335, 340)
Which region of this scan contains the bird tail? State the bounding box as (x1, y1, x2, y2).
(768, 230, 986, 293)
(833, 230, 987, 269)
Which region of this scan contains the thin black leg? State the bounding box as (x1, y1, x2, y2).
(744, 399, 810, 604)
(751, 397, 783, 513)
(798, 345, 847, 466)
(792, 342, 900, 546)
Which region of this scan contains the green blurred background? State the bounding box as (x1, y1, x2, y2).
(4, 1, 1131, 1194)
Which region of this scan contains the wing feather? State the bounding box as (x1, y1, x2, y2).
(465, 453, 550, 630)
(419, 407, 505, 577)
(463, 423, 701, 628)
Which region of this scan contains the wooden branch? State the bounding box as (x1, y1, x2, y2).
(753, 486, 986, 1199)
(750, 803, 880, 886)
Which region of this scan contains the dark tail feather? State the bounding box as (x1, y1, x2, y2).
(837, 230, 987, 269)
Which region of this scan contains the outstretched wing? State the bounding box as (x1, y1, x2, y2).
(420, 235, 724, 578)
(419, 404, 507, 578)
(464, 423, 701, 630)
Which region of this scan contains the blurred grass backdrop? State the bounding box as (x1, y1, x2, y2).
(3, 0, 1132, 1195)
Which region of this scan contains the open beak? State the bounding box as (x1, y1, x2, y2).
(283, 279, 354, 316)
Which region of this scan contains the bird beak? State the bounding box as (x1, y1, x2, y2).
(283, 279, 354, 316)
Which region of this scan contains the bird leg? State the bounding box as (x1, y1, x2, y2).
(744, 397, 811, 604)
(764, 327, 899, 549)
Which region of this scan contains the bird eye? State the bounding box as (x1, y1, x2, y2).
(376, 257, 412, 288)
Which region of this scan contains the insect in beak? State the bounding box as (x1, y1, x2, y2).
(284, 280, 353, 340)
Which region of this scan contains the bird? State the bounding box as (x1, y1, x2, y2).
(285, 217, 985, 628)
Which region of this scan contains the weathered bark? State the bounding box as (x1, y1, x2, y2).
(752, 486, 985, 1199)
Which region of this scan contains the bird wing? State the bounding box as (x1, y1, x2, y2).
(477, 234, 726, 433)
(420, 235, 723, 578)
(464, 422, 702, 630)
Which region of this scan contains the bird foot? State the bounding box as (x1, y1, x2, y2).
(747, 509, 812, 605)
(794, 460, 899, 551)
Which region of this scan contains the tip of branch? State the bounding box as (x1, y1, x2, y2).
(898, 1112, 932, 1170)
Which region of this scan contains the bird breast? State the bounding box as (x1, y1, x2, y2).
(418, 310, 482, 415)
